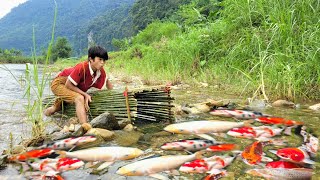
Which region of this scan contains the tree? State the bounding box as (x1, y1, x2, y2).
(52, 37, 72, 61)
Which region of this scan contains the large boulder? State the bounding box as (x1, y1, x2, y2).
(89, 112, 120, 130)
(272, 100, 295, 108)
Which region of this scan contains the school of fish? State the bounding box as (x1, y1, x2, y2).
(7, 108, 319, 179)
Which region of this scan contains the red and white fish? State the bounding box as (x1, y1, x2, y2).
(299, 126, 319, 157)
(206, 144, 238, 152)
(246, 168, 313, 180)
(116, 151, 203, 178)
(39, 136, 97, 150)
(255, 117, 303, 126)
(179, 155, 235, 173)
(210, 109, 266, 119)
(29, 157, 84, 172)
(160, 139, 221, 152)
(203, 169, 227, 180)
(266, 161, 302, 169)
(9, 148, 56, 162)
(164, 120, 253, 140)
(57, 146, 143, 162)
(269, 147, 315, 164)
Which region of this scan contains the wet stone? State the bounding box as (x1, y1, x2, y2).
(85, 128, 115, 141)
(89, 112, 120, 130)
(51, 131, 72, 141)
(309, 103, 320, 111)
(272, 99, 295, 108)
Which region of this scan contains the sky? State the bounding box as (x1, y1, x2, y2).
(0, 0, 28, 19)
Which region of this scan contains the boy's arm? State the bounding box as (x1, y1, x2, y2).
(106, 78, 113, 90)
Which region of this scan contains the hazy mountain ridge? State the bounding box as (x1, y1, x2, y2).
(0, 0, 135, 55)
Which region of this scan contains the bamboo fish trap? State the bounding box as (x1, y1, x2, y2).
(43, 86, 174, 123)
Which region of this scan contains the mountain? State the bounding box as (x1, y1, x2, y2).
(0, 0, 135, 56)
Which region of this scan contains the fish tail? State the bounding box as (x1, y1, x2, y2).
(243, 120, 254, 126)
(55, 150, 67, 158)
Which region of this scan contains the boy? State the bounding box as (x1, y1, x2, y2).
(44, 46, 113, 130)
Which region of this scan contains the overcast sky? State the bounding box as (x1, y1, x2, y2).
(0, 0, 28, 19)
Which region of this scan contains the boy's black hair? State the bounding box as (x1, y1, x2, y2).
(88, 45, 108, 61)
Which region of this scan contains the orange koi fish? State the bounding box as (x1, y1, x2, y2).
(9, 148, 56, 162)
(206, 144, 237, 152)
(241, 141, 269, 165)
(29, 157, 84, 172)
(255, 117, 303, 126)
(202, 169, 227, 180)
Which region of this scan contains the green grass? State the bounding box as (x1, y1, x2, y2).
(108, 0, 320, 101)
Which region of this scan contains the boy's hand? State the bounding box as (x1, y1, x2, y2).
(84, 93, 92, 111)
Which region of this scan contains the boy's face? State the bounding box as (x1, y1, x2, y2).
(90, 57, 105, 71)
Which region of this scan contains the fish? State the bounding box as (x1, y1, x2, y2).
(202, 169, 227, 180)
(269, 147, 315, 164)
(164, 120, 253, 135)
(29, 157, 84, 172)
(116, 151, 203, 178)
(209, 109, 266, 119)
(56, 158, 84, 172)
(266, 161, 302, 169)
(255, 117, 303, 126)
(206, 144, 238, 152)
(298, 126, 319, 157)
(227, 127, 257, 138)
(160, 139, 221, 152)
(57, 146, 143, 162)
(246, 168, 313, 180)
(39, 136, 97, 150)
(241, 141, 270, 166)
(179, 155, 235, 173)
(9, 148, 56, 162)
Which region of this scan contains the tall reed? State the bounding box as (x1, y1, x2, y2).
(24, 0, 57, 138)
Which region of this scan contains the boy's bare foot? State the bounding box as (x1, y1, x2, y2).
(44, 106, 56, 116)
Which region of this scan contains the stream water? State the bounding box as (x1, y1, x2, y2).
(0, 64, 319, 179)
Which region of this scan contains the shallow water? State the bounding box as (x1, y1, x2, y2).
(0, 64, 319, 179)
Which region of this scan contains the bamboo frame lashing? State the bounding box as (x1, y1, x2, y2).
(124, 86, 131, 122)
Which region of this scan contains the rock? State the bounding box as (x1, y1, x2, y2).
(272, 100, 295, 108)
(118, 119, 131, 129)
(85, 128, 115, 141)
(68, 124, 76, 132)
(69, 117, 79, 124)
(309, 103, 320, 111)
(48, 126, 62, 135)
(123, 124, 134, 132)
(11, 145, 25, 155)
(62, 125, 69, 133)
(0, 155, 8, 169)
(89, 112, 120, 130)
(51, 131, 72, 141)
(114, 131, 143, 146)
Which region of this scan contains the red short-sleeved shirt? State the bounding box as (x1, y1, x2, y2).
(58, 61, 106, 92)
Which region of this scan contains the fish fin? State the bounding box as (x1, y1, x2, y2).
(84, 161, 101, 169)
(261, 156, 273, 163)
(283, 125, 297, 135)
(96, 161, 114, 171)
(302, 158, 316, 165)
(211, 133, 228, 138)
(243, 120, 254, 126)
(196, 134, 216, 141)
(195, 150, 206, 159)
(166, 169, 180, 176)
(184, 150, 193, 155)
(268, 150, 277, 155)
(231, 150, 242, 156)
(55, 150, 66, 158)
(149, 173, 168, 180)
